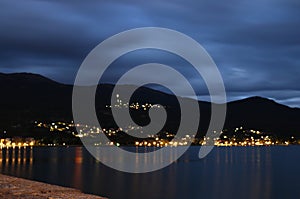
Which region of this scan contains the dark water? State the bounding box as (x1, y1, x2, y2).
(1, 146, 300, 199)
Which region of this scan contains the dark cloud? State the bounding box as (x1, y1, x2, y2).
(0, 0, 299, 107)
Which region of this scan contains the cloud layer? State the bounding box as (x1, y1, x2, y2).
(0, 0, 300, 107)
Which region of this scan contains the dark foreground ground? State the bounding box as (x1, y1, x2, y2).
(0, 174, 107, 199)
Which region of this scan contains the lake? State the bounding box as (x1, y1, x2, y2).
(1, 146, 300, 199)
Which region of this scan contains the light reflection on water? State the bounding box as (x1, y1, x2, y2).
(0, 147, 33, 178)
(1, 146, 300, 199)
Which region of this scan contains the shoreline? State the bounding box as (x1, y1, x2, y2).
(1, 144, 298, 150)
(0, 174, 107, 199)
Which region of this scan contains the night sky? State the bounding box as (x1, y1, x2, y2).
(0, 0, 300, 107)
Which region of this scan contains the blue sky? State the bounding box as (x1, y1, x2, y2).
(0, 0, 300, 107)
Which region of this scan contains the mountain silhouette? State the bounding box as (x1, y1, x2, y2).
(0, 73, 299, 137)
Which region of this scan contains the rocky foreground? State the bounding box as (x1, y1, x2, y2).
(0, 174, 107, 199)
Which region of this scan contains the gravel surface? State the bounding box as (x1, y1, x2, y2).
(0, 174, 107, 199)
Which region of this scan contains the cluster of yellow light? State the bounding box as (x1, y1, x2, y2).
(105, 94, 163, 111)
(134, 139, 190, 147)
(129, 103, 162, 111)
(214, 136, 276, 147)
(106, 102, 162, 110)
(234, 126, 244, 132)
(50, 122, 72, 132)
(36, 120, 298, 147)
(0, 139, 35, 149)
(74, 125, 123, 138)
(135, 140, 168, 147)
(74, 124, 157, 140)
(250, 129, 261, 135)
(75, 122, 194, 146)
(36, 121, 74, 133)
